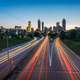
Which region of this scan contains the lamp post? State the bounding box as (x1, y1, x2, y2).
(6, 31, 9, 61)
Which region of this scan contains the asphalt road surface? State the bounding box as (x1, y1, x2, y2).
(2, 36, 80, 80)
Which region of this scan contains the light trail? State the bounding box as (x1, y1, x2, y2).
(37, 38, 49, 80)
(26, 45, 47, 80)
(38, 63, 43, 80)
(0, 38, 42, 64)
(56, 48, 66, 73)
(61, 47, 80, 79)
(55, 38, 80, 80)
(3, 37, 80, 80)
(45, 47, 49, 80)
(0, 38, 44, 80)
(0, 44, 32, 64)
(59, 48, 75, 80)
(26, 56, 39, 80)
(17, 36, 49, 80)
(37, 45, 47, 80)
(56, 48, 73, 80)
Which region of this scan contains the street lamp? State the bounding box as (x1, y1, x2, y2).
(6, 31, 9, 61)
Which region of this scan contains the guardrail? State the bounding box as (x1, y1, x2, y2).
(0, 38, 38, 64)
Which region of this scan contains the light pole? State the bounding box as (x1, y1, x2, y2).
(6, 31, 9, 61)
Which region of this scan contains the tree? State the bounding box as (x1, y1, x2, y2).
(69, 29, 77, 39)
(60, 31, 65, 39)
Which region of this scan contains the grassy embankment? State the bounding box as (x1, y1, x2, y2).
(63, 39, 80, 56)
(0, 36, 33, 51)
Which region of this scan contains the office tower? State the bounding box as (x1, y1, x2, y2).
(38, 19, 41, 31)
(62, 18, 66, 31)
(49, 26, 52, 32)
(53, 26, 56, 32)
(56, 22, 60, 27)
(56, 22, 63, 33)
(27, 21, 32, 32)
(42, 21, 44, 31)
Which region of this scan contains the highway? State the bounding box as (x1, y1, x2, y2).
(17, 36, 80, 80)
(0, 38, 43, 80)
(1, 36, 80, 80)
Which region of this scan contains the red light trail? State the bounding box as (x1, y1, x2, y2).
(17, 36, 49, 80)
(16, 37, 80, 80)
(55, 38, 80, 80)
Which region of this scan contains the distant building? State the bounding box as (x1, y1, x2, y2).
(15, 26, 22, 35)
(62, 18, 66, 31)
(15, 26, 21, 29)
(53, 22, 64, 34)
(31, 27, 34, 32)
(44, 27, 48, 34)
(0, 26, 6, 33)
(38, 19, 41, 31)
(56, 22, 64, 34)
(42, 22, 44, 31)
(27, 21, 32, 32)
(49, 26, 52, 32)
(0, 26, 4, 29)
(75, 27, 80, 31)
(53, 26, 57, 32)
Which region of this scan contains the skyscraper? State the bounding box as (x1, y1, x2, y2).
(38, 19, 41, 31)
(62, 18, 66, 31)
(42, 21, 44, 31)
(27, 21, 32, 32)
(56, 22, 63, 33)
(49, 26, 52, 32)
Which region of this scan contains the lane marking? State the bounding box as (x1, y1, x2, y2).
(49, 44, 53, 67)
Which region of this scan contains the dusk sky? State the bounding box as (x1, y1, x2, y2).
(0, 0, 80, 30)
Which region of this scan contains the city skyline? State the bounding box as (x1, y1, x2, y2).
(0, 0, 80, 30)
